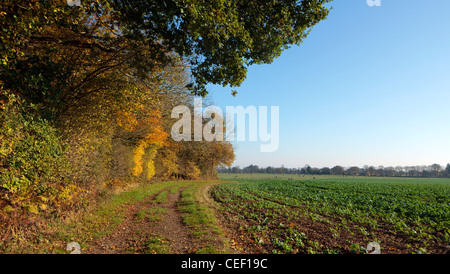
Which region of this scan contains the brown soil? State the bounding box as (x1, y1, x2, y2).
(212, 195, 450, 254)
(151, 190, 195, 253)
(85, 188, 197, 254)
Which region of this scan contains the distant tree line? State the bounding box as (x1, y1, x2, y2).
(218, 163, 450, 178)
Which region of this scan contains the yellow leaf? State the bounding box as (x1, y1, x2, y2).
(28, 205, 39, 214)
(1, 205, 13, 213)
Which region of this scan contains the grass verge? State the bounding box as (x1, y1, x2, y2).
(178, 181, 234, 254)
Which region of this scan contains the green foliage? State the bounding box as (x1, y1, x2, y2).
(0, 0, 75, 67)
(145, 235, 172, 254)
(135, 207, 167, 222)
(212, 177, 450, 254)
(0, 90, 69, 206)
(108, 0, 332, 95)
(178, 185, 221, 237)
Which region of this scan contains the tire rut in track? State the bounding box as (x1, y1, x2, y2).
(85, 187, 196, 254)
(151, 189, 196, 254)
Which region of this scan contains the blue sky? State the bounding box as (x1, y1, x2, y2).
(206, 0, 450, 169)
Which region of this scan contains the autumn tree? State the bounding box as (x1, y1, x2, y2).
(1, 0, 328, 186)
(0, 0, 330, 249)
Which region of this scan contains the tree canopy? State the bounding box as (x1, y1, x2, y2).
(1, 0, 331, 98)
(108, 0, 331, 95)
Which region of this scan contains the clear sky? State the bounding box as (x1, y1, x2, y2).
(206, 0, 450, 169)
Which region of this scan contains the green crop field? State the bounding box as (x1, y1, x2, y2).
(212, 174, 450, 254)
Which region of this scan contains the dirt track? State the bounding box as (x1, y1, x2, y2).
(85, 182, 231, 254)
(86, 188, 197, 254)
